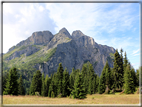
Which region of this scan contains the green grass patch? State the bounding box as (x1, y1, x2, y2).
(3, 47, 21, 60)
(109, 53, 114, 59)
(65, 37, 71, 41)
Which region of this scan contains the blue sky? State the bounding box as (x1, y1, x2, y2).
(3, 3, 140, 70)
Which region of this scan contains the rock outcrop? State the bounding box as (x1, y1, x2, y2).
(4, 28, 115, 76)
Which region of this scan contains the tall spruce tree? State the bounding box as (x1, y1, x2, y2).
(4, 67, 19, 95)
(105, 62, 111, 86)
(81, 62, 90, 93)
(18, 75, 25, 95)
(136, 69, 139, 86)
(120, 48, 124, 89)
(69, 68, 75, 91)
(62, 68, 70, 97)
(110, 68, 115, 91)
(131, 68, 137, 88)
(3, 72, 9, 93)
(88, 63, 95, 94)
(57, 63, 64, 96)
(98, 61, 111, 94)
(41, 73, 45, 96)
(123, 52, 128, 71)
(124, 64, 135, 94)
(113, 49, 123, 90)
(71, 73, 87, 99)
(30, 70, 42, 95)
(45, 75, 51, 96)
(48, 78, 54, 97)
(52, 72, 58, 97)
(98, 67, 106, 94)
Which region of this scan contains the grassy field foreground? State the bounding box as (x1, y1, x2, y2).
(3, 94, 139, 104)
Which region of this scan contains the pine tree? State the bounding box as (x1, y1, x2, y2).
(52, 72, 58, 97)
(113, 49, 123, 90)
(98, 67, 106, 94)
(48, 79, 54, 97)
(120, 48, 124, 89)
(105, 61, 111, 93)
(41, 73, 45, 96)
(69, 68, 75, 91)
(136, 69, 139, 86)
(88, 63, 95, 94)
(124, 64, 135, 94)
(123, 52, 128, 71)
(4, 67, 19, 95)
(95, 75, 99, 93)
(62, 68, 70, 97)
(30, 70, 42, 95)
(3, 72, 9, 93)
(110, 68, 115, 90)
(44, 75, 51, 96)
(57, 63, 64, 96)
(18, 75, 25, 95)
(81, 62, 90, 93)
(71, 73, 87, 99)
(131, 68, 137, 88)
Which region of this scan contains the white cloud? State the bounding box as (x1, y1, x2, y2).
(45, 3, 138, 38)
(3, 3, 57, 53)
(3, 3, 139, 70)
(133, 53, 140, 56)
(132, 49, 140, 55)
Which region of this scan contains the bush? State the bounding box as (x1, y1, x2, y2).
(3, 91, 8, 95)
(69, 94, 72, 98)
(35, 92, 40, 96)
(57, 93, 62, 98)
(51, 91, 55, 98)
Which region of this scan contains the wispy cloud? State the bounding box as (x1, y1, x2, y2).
(132, 49, 140, 56)
(45, 3, 139, 35)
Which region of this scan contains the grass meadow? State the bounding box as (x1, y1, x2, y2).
(3, 93, 140, 105)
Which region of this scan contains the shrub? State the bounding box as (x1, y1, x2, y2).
(57, 93, 62, 98)
(51, 91, 55, 98)
(3, 91, 8, 95)
(69, 94, 72, 98)
(35, 92, 40, 96)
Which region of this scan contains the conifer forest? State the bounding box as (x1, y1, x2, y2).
(2, 49, 140, 100)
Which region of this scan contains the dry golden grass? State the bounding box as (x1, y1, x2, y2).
(3, 94, 139, 105)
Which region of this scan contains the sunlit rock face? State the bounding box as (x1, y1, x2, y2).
(6, 27, 115, 76)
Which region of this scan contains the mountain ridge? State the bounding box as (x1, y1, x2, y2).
(3, 27, 115, 76)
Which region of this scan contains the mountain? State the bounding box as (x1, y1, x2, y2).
(3, 28, 115, 77)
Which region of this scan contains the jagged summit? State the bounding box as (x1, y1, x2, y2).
(58, 27, 71, 38)
(59, 27, 68, 33)
(4, 28, 115, 78)
(72, 30, 85, 39)
(32, 30, 53, 36)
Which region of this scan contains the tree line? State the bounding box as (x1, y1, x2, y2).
(3, 49, 140, 99)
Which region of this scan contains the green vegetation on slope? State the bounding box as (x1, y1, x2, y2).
(3, 46, 57, 94)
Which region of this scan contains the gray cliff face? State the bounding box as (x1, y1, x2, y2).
(6, 45, 40, 60)
(34, 29, 115, 76)
(6, 28, 115, 76)
(8, 31, 53, 52)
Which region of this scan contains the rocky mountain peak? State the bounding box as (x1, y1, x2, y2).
(30, 30, 54, 45)
(72, 30, 85, 39)
(58, 27, 71, 38)
(5, 28, 116, 77)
